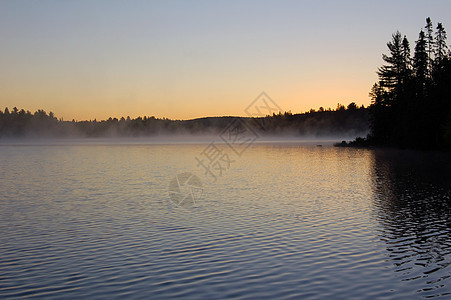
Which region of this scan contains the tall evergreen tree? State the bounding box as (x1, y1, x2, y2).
(401, 36, 412, 82)
(425, 17, 434, 74)
(434, 23, 448, 64)
(368, 19, 451, 148)
(413, 30, 428, 98)
(368, 82, 391, 144)
(377, 31, 406, 102)
(431, 23, 451, 147)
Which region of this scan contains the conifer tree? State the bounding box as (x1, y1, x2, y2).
(425, 17, 434, 74)
(434, 23, 448, 64)
(413, 30, 428, 97)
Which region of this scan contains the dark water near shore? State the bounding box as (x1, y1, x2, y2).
(0, 141, 450, 299)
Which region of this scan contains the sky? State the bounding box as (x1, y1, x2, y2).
(1, 0, 450, 121)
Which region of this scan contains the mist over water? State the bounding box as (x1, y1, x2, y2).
(0, 142, 449, 299)
(0, 133, 364, 147)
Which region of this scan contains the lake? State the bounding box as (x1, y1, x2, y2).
(0, 140, 450, 299)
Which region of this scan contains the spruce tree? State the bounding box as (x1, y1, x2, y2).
(434, 23, 448, 64)
(425, 17, 434, 75)
(377, 31, 405, 103)
(413, 30, 428, 98)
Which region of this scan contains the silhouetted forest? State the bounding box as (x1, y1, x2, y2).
(343, 18, 451, 149)
(0, 103, 368, 139)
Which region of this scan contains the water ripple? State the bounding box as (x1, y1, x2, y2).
(0, 144, 450, 298)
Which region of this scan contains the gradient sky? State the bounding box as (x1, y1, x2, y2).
(1, 0, 450, 121)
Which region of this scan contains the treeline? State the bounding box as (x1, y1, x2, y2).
(0, 102, 368, 138)
(366, 18, 451, 149)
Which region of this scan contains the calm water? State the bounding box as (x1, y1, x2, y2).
(0, 140, 450, 299)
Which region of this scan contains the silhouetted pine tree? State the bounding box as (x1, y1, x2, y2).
(413, 30, 428, 98)
(368, 82, 391, 144)
(373, 31, 413, 145)
(434, 23, 448, 66)
(431, 22, 451, 147)
(425, 17, 435, 77)
(368, 18, 451, 149)
(377, 31, 406, 100)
